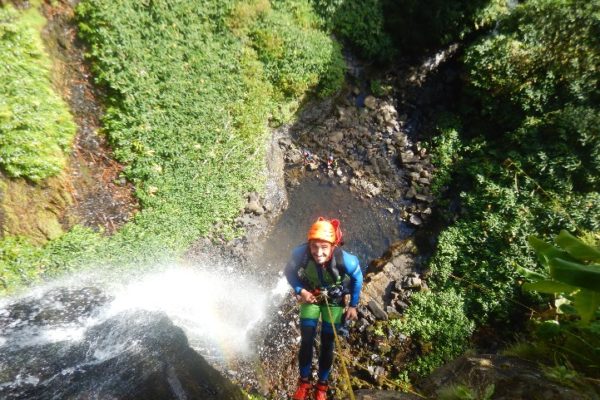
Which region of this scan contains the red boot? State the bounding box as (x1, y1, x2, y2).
(292, 378, 312, 400)
(314, 381, 328, 400)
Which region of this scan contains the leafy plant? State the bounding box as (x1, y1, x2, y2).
(516, 230, 600, 377)
(464, 0, 599, 126)
(438, 383, 495, 400)
(312, 0, 394, 62)
(521, 230, 600, 325)
(429, 113, 463, 196)
(391, 289, 474, 376)
(381, 0, 509, 55)
(248, 3, 345, 102)
(0, 5, 76, 182)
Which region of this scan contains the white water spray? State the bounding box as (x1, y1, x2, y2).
(0, 263, 289, 363)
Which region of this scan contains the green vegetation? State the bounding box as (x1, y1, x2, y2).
(421, 0, 599, 380)
(517, 231, 599, 377)
(429, 0, 599, 322)
(391, 290, 474, 376)
(437, 383, 494, 400)
(0, 5, 76, 182)
(312, 0, 509, 60)
(1, 0, 598, 394)
(0, 0, 345, 294)
(383, 0, 510, 55)
(312, 0, 394, 62)
(239, 0, 346, 120)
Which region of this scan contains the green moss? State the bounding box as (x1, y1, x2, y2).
(0, 5, 77, 182)
(0, 176, 71, 245)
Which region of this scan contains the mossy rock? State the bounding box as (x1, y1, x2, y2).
(0, 174, 73, 244)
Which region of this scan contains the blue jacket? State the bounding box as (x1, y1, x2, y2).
(284, 243, 363, 307)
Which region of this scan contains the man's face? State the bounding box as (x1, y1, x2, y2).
(309, 240, 333, 264)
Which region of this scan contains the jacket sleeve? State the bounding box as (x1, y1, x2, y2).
(284, 245, 307, 295)
(343, 252, 363, 307)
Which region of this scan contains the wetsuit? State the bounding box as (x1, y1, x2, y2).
(284, 243, 363, 382)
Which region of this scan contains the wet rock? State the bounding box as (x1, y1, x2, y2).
(386, 307, 401, 319)
(0, 309, 245, 400)
(245, 201, 264, 215)
(307, 161, 319, 171)
(337, 106, 356, 127)
(364, 95, 378, 110)
(356, 317, 370, 332)
(399, 151, 417, 164)
(393, 132, 409, 147)
(330, 130, 344, 143)
(402, 273, 422, 289)
(0, 288, 110, 336)
(367, 300, 388, 321)
(393, 299, 409, 311)
(278, 137, 292, 148)
(399, 209, 409, 219)
(286, 149, 303, 164)
(421, 354, 592, 400)
(414, 193, 431, 203)
(409, 214, 422, 226)
(408, 172, 420, 181)
(409, 163, 423, 173)
(391, 254, 411, 270)
(367, 365, 387, 384)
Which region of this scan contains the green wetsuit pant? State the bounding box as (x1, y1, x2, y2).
(298, 303, 344, 381)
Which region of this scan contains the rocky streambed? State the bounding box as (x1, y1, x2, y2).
(208, 53, 453, 397)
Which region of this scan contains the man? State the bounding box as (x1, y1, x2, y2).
(284, 217, 363, 400)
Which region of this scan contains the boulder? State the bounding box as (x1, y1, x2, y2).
(367, 300, 388, 321)
(401, 273, 422, 289)
(399, 151, 416, 164)
(330, 130, 345, 144)
(409, 214, 423, 226)
(421, 354, 593, 400)
(245, 200, 264, 215)
(405, 187, 416, 199)
(364, 96, 378, 110)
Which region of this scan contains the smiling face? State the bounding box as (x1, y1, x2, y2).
(309, 239, 333, 265)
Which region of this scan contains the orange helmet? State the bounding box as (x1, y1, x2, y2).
(307, 217, 343, 246)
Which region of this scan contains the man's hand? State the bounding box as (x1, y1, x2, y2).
(297, 288, 317, 304)
(344, 306, 358, 321)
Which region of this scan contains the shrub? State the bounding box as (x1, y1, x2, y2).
(427, 0, 599, 328)
(312, 0, 394, 62)
(391, 289, 474, 376)
(464, 0, 599, 124)
(0, 5, 76, 182)
(249, 2, 345, 102)
(429, 113, 463, 196)
(517, 231, 600, 378)
(382, 0, 509, 55)
(0, 236, 43, 293)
